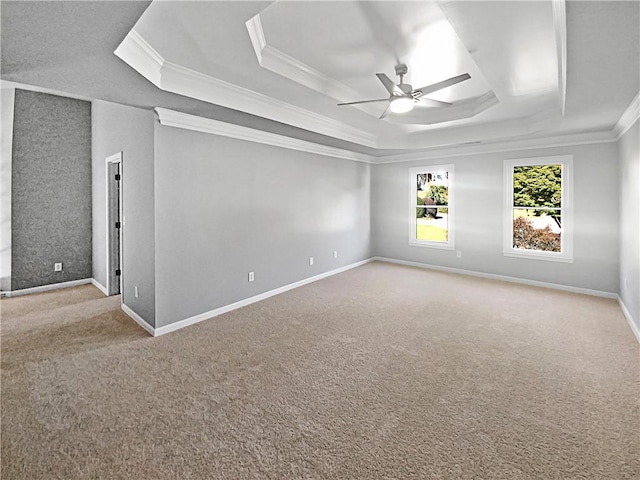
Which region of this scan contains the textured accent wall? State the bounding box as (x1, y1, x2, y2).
(11, 89, 92, 290)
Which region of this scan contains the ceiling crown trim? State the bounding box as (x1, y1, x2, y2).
(114, 29, 163, 87)
(246, 12, 500, 124)
(614, 91, 640, 138)
(375, 129, 617, 164)
(155, 107, 374, 163)
(115, 29, 377, 148)
(552, 0, 567, 116)
(246, 14, 378, 117)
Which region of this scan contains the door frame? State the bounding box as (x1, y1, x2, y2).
(105, 152, 123, 296)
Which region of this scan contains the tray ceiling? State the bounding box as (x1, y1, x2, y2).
(3, 0, 636, 157)
(115, 0, 572, 150)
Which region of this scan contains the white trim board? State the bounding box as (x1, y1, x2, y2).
(122, 304, 155, 336)
(614, 91, 640, 139)
(123, 256, 638, 344)
(0, 278, 92, 297)
(152, 258, 374, 336)
(91, 278, 109, 296)
(372, 256, 617, 299)
(617, 296, 640, 344)
(155, 108, 374, 163)
(115, 29, 375, 148)
(551, 0, 567, 116)
(105, 152, 122, 297)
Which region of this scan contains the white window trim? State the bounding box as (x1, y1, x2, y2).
(409, 164, 455, 250)
(503, 155, 573, 263)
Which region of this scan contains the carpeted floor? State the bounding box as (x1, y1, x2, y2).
(1, 261, 639, 479)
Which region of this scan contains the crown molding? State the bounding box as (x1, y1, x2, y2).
(246, 13, 380, 118)
(114, 29, 163, 87)
(374, 129, 616, 164)
(552, 0, 567, 116)
(155, 107, 374, 163)
(155, 107, 619, 166)
(116, 24, 635, 162)
(115, 29, 376, 148)
(245, 14, 267, 64)
(247, 13, 499, 125)
(614, 91, 640, 139)
(159, 61, 376, 148)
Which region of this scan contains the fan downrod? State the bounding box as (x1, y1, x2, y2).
(395, 64, 409, 84)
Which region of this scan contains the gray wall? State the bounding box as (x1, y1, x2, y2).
(154, 122, 371, 328)
(372, 142, 620, 293)
(92, 100, 155, 326)
(11, 89, 92, 290)
(618, 120, 639, 330)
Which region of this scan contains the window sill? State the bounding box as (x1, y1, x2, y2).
(409, 241, 455, 250)
(503, 250, 573, 263)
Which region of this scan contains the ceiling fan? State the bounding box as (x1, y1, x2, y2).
(338, 64, 471, 119)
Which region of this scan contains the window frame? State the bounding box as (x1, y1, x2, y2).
(409, 164, 455, 250)
(503, 155, 573, 263)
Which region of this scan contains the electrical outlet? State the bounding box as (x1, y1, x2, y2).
(134, 286, 139, 298)
(333, 251, 338, 259)
(54, 262, 63, 272)
(456, 251, 462, 258)
(248, 271, 255, 282)
(309, 257, 314, 266)
(624, 277, 628, 289)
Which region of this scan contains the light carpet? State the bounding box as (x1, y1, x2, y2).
(1, 261, 638, 479)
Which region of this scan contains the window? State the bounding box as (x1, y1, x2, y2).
(503, 155, 573, 262)
(409, 165, 454, 249)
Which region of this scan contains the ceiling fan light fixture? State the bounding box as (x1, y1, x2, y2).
(389, 96, 414, 114)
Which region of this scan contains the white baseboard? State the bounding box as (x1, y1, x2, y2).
(0, 278, 92, 297)
(121, 304, 155, 336)
(91, 278, 109, 296)
(154, 258, 374, 336)
(372, 256, 618, 299)
(617, 296, 640, 344)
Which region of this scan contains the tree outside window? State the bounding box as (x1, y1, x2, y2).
(504, 156, 573, 262)
(410, 165, 454, 249)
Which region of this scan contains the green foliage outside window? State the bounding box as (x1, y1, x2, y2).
(416, 197, 425, 218)
(513, 165, 561, 215)
(427, 185, 448, 205)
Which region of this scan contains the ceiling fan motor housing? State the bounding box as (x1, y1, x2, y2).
(394, 64, 409, 77)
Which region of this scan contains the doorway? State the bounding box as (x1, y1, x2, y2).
(106, 152, 122, 296)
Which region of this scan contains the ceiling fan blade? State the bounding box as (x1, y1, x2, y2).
(418, 97, 452, 107)
(376, 73, 403, 95)
(337, 98, 389, 106)
(379, 104, 392, 119)
(412, 73, 471, 97)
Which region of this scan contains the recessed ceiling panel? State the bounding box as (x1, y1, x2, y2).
(254, 1, 493, 109)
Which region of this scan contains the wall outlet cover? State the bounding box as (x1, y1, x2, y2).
(248, 272, 255, 282)
(54, 262, 63, 272)
(309, 257, 314, 266)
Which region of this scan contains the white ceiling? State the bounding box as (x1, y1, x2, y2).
(115, 0, 638, 153)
